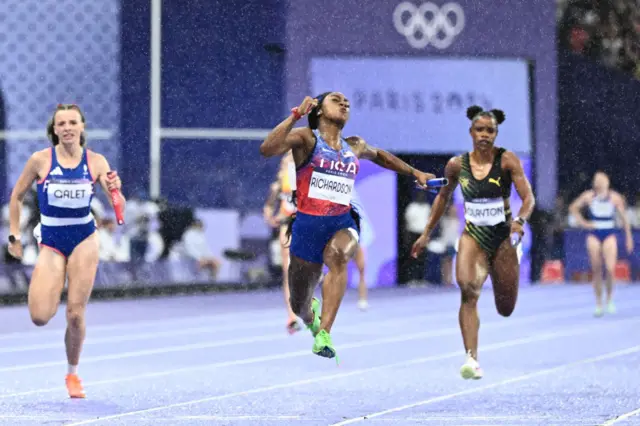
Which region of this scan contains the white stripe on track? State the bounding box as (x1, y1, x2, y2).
(64, 323, 640, 425)
(331, 345, 640, 425)
(2, 307, 637, 399)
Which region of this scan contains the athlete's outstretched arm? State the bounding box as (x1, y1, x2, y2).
(260, 97, 317, 157)
(503, 151, 535, 221)
(345, 136, 435, 183)
(9, 153, 41, 237)
(420, 156, 460, 237)
(411, 156, 461, 258)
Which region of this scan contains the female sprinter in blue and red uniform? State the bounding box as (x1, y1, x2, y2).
(8, 104, 124, 398)
(260, 92, 437, 359)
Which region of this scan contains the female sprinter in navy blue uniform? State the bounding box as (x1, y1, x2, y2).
(8, 104, 125, 398)
(568, 171, 633, 316)
(411, 106, 535, 380)
(260, 92, 436, 359)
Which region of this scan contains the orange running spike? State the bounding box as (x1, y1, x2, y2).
(65, 374, 86, 398)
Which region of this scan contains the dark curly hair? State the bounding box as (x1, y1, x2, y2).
(307, 92, 333, 130)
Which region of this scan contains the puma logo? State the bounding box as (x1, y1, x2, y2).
(489, 177, 501, 187)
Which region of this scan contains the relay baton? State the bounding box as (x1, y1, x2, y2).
(415, 177, 449, 193)
(107, 171, 125, 225)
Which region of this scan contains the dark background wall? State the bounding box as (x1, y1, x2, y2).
(120, 0, 286, 210)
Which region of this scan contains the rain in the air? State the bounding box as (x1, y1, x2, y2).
(0, 0, 638, 424)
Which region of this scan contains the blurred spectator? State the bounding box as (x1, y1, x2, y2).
(2, 189, 38, 265)
(129, 215, 164, 263)
(403, 191, 431, 284)
(557, 0, 640, 79)
(425, 204, 460, 286)
(126, 191, 160, 229)
(157, 200, 194, 259)
(98, 217, 131, 262)
(171, 219, 220, 278)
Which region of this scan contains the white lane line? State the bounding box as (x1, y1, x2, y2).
(0, 287, 598, 340)
(0, 414, 306, 421)
(340, 415, 604, 423)
(171, 415, 305, 420)
(0, 308, 280, 340)
(600, 407, 640, 425)
(331, 345, 640, 425)
(0, 414, 602, 424)
(0, 307, 467, 354)
(64, 323, 640, 425)
(0, 303, 623, 399)
(0, 292, 604, 353)
(0, 300, 617, 374)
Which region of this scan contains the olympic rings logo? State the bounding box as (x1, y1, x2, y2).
(393, 1, 465, 50)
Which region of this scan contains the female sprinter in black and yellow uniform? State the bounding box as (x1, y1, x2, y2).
(411, 105, 535, 380)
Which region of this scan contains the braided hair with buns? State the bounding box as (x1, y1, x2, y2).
(466, 105, 506, 125)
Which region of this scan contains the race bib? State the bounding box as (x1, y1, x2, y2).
(47, 182, 93, 209)
(308, 171, 354, 206)
(464, 198, 506, 226)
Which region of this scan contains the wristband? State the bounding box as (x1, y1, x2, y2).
(291, 107, 303, 121)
